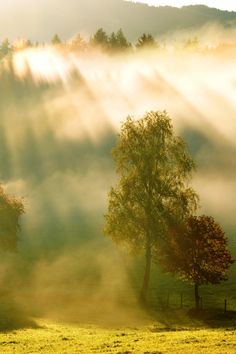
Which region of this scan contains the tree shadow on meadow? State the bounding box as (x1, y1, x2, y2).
(145, 302, 236, 331)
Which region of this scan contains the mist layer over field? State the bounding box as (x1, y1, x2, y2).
(0, 43, 235, 323)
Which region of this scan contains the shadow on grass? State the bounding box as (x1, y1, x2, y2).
(187, 308, 236, 328)
(0, 300, 39, 332)
(143, 301, 236, 331)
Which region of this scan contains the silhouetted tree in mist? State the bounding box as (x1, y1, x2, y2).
(0, 39, 12, 59)
(69, 33, 87, 51)
(104, 111, 198, 303)
(51, 34, 62, 45)
(0, 185, 24, 252)
(136, 33, 157, 49)
(109, 29, 131, 51)
(158, 215, 234, 310)
(90, 28, 130, 51)
(91, 28, 109, 49)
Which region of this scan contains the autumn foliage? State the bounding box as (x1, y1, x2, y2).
(158, 215, 234, 309)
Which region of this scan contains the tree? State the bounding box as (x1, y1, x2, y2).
(109, 29, 131, 51)
(91, 28, 109, 49)
(69, 33, 87, 51)
(109, 32, 118, 50)
(0, 185, 24, 252)
(0, 39, 12, 59)
(104, 111, 198, 303)
(158, 215, 234, 310)
(51, 34, 62, 46)
(136, 33, 157, 49)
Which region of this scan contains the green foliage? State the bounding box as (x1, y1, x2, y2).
(109, 29, 131, 51)
(136, 33, 157, 49)
(104, 111, 198, 301)
(91, 28, 130, 52)
(0, 185, 24, 251)
(105, 111, 198, 251)
(91, 28, 109, 49)
(159, 215, 234, 286)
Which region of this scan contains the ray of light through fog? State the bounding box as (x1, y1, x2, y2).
(0, 41, 236, 322)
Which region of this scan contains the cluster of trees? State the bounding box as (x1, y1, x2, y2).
(0, 108, 233, 311)
(104, 111, 234, 309)
(52, 28, 158, 52)
(1, 28, 232, 62)
(0, 28, 159, 61)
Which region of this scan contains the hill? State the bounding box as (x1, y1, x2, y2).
(1, 0, 236, 41)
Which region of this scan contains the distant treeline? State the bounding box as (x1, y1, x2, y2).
(0, 29, 158, 59)
(1, 28, 236, 60)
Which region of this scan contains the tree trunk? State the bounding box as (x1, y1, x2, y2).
(139, 242, 151, 304)
(194, 283, 200, 310)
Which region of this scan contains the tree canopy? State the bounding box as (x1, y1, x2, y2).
(104, 111, 198, 302)
(158, 215, 234, 309)
(91, 28, 109, 49)
(109, 29, 131, 51)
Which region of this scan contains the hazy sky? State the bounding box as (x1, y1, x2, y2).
(131, 0, 236, 11)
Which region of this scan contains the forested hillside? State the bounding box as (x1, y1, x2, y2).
(1, 0, 236, 41)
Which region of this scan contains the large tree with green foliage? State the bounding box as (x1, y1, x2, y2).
(158, 215, 234, 310)
(0, 185, 24, 251)
(104, 111, 198, 302)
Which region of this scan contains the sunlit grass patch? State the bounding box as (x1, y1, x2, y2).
(0, 317, 236, 353)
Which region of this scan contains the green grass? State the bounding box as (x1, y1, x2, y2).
(129, 253, 236, 312)
(0, 315, 236, 354)
(0, 251, 236, 353)
(0, 298, 236, 354)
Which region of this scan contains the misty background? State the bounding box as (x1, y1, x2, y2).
(1, 0, 236, 41)
(0, 37, 235, 324)
(0, 0, 236, 322)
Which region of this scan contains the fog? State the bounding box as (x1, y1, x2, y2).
(0, 40, 235, 324)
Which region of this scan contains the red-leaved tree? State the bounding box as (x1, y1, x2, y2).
(158, 215, 234, 310)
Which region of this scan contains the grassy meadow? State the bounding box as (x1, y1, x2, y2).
(0, 312, 236, 353)
(0, 261, 236, 353)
